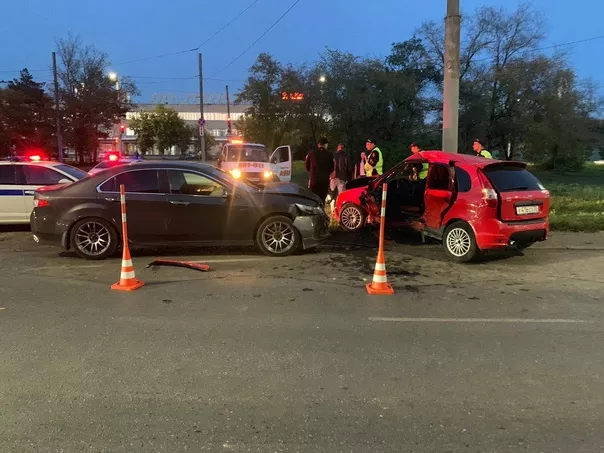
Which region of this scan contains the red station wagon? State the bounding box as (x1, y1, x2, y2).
(333, 151, 551, 262)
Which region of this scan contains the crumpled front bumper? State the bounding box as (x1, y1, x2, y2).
(293, 212, 331, 250)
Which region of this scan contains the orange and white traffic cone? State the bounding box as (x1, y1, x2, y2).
(366, 182, 394, 295)
(111, 184, 144, 292)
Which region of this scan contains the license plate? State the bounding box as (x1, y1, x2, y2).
(516, 205, 540, 215)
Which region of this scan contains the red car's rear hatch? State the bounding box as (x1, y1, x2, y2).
(480, 162, 550, 222)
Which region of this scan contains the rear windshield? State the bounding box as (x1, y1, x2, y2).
(55, 164, 87, 180)
(224, 145, 268, 162)
(482, 166, 544, 192)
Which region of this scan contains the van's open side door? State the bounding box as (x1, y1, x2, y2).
(270, 146, 292, 183)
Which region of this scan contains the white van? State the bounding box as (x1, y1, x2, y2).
(217, 140, 292, 185)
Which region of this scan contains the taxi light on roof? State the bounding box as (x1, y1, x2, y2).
(230, 138, 243, 144)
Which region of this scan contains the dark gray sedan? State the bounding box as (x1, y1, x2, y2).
(30, 161, 330, 260)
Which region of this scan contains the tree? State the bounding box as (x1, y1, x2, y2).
(129, 105, 199, 156)
(0, 69, 55, 156)
(128, 110, 156, 155)
(55, 33, 139, 163)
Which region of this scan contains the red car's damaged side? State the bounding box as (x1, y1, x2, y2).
(333, 151, 551, 262)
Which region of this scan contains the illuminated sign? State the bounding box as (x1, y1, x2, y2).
(281, 92, 304, 101)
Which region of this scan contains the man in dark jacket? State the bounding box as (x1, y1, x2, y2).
(305, 137, 334, 202)
(327, 143, 351, 208)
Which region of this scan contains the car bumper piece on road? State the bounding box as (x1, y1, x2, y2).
(294, 213, 330, 250)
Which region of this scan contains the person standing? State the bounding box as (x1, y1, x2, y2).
(364, 139, 384, 176)
(473, 139, 493, 158)
(409, 142, 429, 179)
(328, 143, 351, 208)
(305, 137, 334, 202)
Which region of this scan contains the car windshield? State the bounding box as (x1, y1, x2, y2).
(224, 145, 268, 162)
(55, 164, 88, 180)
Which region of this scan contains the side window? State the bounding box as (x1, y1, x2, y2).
(168, 170, 224, 197)
(427, 165, 450, 191)
(0, 166, 16, 185)
(22, 165, 65, 185)
(100, 170, 160, 193)
(277, 147, 290, 163)
(455, 168, 472, 192)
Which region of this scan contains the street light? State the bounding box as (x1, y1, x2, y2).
(319, 75, 326, 83)
(108, 72, 122, 154)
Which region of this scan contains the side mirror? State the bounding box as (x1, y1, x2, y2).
(58, 178, 71, 184)
(270, 157, 277, 164)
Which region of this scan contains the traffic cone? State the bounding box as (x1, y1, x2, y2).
(111, 184, 144, 291)
(366, 182, 394, 295)
(366, 249, 394, 295)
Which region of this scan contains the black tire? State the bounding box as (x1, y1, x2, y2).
(339, 203, 366, 232)
(255, 215, 301, 257)
(442, 221, 479, 263)
(70, 218, 119, 260)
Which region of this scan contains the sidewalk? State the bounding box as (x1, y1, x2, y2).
(537, 231, 604, 250)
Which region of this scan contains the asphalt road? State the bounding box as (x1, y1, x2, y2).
(1, 229, 603, 452)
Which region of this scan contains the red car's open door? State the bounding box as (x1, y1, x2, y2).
(422, 163, 455, 231)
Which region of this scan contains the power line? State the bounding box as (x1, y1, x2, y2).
(472, 34, 604, 63)
(114, 0, 262, 66)
(213, 0, 302, 76)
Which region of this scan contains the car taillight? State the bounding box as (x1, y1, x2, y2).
(478, 171, 498, 208)
(34, 199, 49, 208)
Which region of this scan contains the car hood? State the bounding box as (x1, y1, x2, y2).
(261, 182, 322, 204)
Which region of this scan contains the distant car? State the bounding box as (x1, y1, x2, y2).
(31, 161, 330, 260)
(88, 154, 142, 176)
(217, 139, 292, 185)
(333, 151, 551, 262)
(0, 157, 87, 224)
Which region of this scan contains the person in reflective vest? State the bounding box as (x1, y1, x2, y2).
(409, 142, 429, 179)
(473, 139, 493, 158)
(364, 139, 383, 176)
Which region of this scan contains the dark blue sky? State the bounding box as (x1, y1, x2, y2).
(2, 0, 603, 101)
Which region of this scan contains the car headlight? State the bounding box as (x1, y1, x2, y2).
(263, 170, 273, 179)
(230, 168, 241, 179)
(295, 203, 324, 216)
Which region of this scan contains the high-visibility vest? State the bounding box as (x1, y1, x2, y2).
(419, 163, 429, 179)
(364, 147, 383, 176)
(479, 149, 493, 159)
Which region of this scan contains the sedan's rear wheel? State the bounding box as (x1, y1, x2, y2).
(255, 215, 300, 257)
(71, 218, 118, 260)
(339, 203, 366, 232)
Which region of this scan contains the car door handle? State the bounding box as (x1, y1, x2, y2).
(170, 201, 190, 206)
(104, 197, 120, 202)
(24, 190, 34, 195)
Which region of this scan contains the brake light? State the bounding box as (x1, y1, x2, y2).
(478, 171, 498, 208)
(34, 199, 49, 208)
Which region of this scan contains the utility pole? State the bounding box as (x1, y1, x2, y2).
(198, 53, 206, 162)
(52, 52, 64, 162)
(226, 85, 232, 137)
(442, 0, 461, 153)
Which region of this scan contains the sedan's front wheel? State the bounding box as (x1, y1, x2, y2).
(255, 215, 301, 257)
(71, 218, 118, 260)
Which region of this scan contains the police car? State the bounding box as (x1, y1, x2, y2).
(0, 155, 87, 224)
(88, 152, 142, 176)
